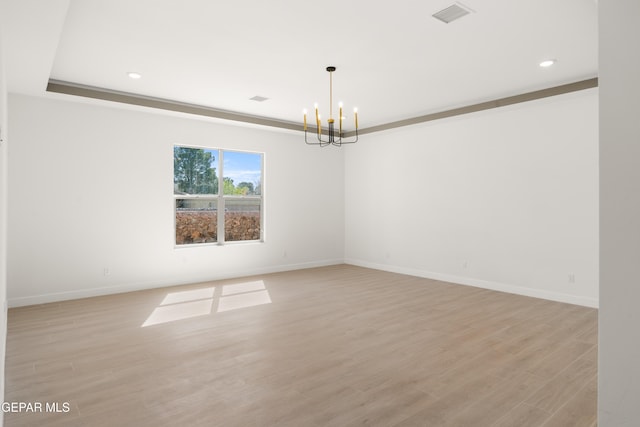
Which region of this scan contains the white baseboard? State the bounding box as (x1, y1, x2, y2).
(8, 258, 343, 308)
(9, 258, 599, 309)
(345, 258, 599, 308)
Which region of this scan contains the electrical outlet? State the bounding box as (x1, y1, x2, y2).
(568, 273, 575, 283)
(104, 268, 111, 276)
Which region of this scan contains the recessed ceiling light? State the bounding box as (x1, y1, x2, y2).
(127, 72, 142, 79)
(539, 59, 556, 68)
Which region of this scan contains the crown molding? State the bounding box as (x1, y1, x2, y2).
(47, 77, 598, 137)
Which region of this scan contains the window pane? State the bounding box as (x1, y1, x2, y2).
(176, 198, 217, 245)
(225, 199, 261, 241)
(174, 146, 219, 195)
(222, 151, 262, 196)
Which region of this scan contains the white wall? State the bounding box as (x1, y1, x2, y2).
(345, 89, 599, 307)
(7, 86, 600, 311)
(599, 1, 640, 425)
(0, 8, 9, 425)
(7, 94, 344, 306)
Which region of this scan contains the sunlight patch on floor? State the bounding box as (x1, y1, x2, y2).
(218, 290, 272, 312)
(161, 287, 215, 305)
(142, 298, 214, 327)
(222, 280, 266, 296)
(142, 281, 271, 327)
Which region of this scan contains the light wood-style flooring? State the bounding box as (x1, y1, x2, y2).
(5, 265, 597, 426)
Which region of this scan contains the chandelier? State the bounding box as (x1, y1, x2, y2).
(304, 66, 358, 147)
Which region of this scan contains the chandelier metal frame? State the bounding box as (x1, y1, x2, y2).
(304, 66, 358, 147)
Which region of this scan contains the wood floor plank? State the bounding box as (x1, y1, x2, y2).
(524, 347, 598, 414)
(541, 375, 598, 427)
(446, 372, 545, 427)
(4, 264, 598, 426)
(491, 403, 552, 427)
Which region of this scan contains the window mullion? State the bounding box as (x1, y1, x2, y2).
(217, 150, 225, 244)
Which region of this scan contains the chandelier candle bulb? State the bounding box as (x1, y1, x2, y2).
(303, 109, 307, 131)
(354, 108, 358, 129)
(339, 102, 343, 135)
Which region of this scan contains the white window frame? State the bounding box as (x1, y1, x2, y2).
(174, 145, 264, 247)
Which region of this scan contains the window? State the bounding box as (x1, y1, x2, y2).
(174, 146, 263, 245)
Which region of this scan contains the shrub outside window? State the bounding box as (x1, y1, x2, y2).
(174, 146, 263, 245)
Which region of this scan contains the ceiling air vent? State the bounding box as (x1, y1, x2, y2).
(432, 3, 472, 24)
(249, 95, 269, 102)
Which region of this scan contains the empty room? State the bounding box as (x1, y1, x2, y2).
(0, 0, 638, 426)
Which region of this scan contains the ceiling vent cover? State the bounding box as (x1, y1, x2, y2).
(432, 3, 472, 24)
(249, 95, 269, 102)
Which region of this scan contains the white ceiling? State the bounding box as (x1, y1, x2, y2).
(2, 0, 598, 130)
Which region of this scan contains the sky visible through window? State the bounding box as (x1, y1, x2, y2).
(205, 149, 261, 186)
